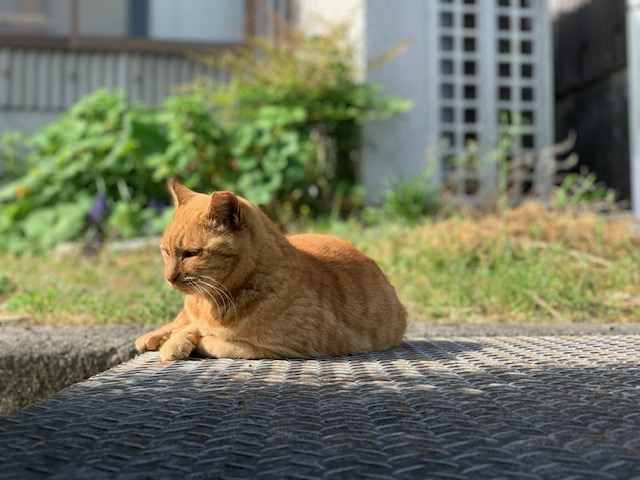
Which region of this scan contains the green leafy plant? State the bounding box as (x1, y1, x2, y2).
(184, 20, 411, 219)
(554, 168, 616, 210)
(149, 93, 230, 188)
(0, 89, 170, 253)
(380, 169, 439, 224)
(0, 270, 17, 299)
(0, 21, 410, 252)
(442, 118, 618, 215)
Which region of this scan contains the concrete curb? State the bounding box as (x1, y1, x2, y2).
(406, 321, 640, 337)
(0, 325, 147, 416)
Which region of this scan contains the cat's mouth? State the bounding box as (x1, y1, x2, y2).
(170, 279, 197, 294)
(172, 276, 221, 297)
(173, 275, 236, 313)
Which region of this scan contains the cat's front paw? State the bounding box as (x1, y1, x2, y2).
(135, 330, 171, 352)
(159, 335, 196, 361)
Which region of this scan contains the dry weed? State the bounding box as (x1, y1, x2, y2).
(422, 202, 638, 260)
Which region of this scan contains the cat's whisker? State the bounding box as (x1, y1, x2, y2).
(189, 277, 225, 312)
(199, 280, 228, 312)
(201, 276, 236, 314)
(199, 274, 231, 295)
(200, 279, 234, 312)
(189, 279, 223, 314)
(204, 284, 235, 320)
(198, 282, 221, 310)
(198, 279, 236, 320)
(198, 275, 238, 320)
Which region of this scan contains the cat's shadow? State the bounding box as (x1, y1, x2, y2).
(187, 339, 485, 363)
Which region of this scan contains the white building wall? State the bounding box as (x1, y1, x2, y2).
(295, 0, 432, 200)
(297, 0, 555, 203)
(362, 0, 437, 200)
(295, 0, 366, 80)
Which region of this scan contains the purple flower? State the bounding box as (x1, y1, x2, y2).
(147, 199, 166, 215)
(88, 193, 107, 224)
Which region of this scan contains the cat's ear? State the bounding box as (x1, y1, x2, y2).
(209, 191, 241, 230)
(168, 178, 195, 206)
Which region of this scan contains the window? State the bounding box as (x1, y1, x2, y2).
(498, 15, 510, 30)
(498, 39, 510, 53)
(463, 37, 476, 52)
(464, 131, 478, 143)
(464, 84, 477, 99)
(520, 16, 533, 32)
(441, 83, 455, 99)
(148, 0, 245, 43)
(464, 109, 477, 124)
(441, 35, 454, 51)
(463, 13, 475, 29)
(499, 86, 511, 100)
(521, 40, 533, 55)
(440, 11, 454, 28)
(522, 110, 534, 124)
(463, 60, 476, 75)
(522, 134, 535, 148)
(441, 59, 454, 75)
(442, 131, 456, 146)
(0, 0, 70, 35)
(0, 0, 279, 50)
(441, 107, 455, 123)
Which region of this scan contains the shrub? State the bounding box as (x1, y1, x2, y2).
(0, 90, 171, 253)
(182, 21, 410, 219)
(0, 22, 410, 252)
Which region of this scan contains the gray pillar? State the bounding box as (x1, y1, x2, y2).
(628, 0, 640, 217)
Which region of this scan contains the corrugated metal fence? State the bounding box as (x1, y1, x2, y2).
(0, 46, 219, 115)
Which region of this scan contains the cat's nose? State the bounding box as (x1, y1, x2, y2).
(167, 272, 180, 284)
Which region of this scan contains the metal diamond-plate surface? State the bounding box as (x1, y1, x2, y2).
(1, 336, 639, 479)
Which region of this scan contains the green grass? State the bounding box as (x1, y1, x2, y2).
(0, 247, 182, 324)
(1, 204, 639, 325)
(318, 215, 640, 324)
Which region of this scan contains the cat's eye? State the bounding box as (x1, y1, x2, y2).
(183, 250, 200, 258)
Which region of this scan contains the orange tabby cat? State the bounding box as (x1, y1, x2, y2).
(135, 180, 407, 360)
